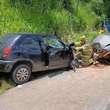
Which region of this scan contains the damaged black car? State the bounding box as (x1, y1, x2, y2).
(0, 33, 75, 84)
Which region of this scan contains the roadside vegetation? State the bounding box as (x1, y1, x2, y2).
(0, 0, 110, 42)
(0, 76, 14, 94)
(0, 80, 13, 94)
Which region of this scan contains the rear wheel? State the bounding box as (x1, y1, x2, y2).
(11, 64, 31, 85)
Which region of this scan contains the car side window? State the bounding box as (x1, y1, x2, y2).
(20, 37, 40, 50)
(44, 38, 64, 49)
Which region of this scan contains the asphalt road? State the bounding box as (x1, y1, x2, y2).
(0, 65, 110, 110)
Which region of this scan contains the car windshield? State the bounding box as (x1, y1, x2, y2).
(44, 37, 64, 49)
(0, 34, 20, 47)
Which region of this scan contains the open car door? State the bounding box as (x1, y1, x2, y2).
(43, 36, 70, 69)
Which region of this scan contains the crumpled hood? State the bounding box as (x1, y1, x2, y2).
(93, 34, 110, 48)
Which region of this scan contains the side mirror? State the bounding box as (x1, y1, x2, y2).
(69, 42, 75, 47)
(46, 45, 52, 51)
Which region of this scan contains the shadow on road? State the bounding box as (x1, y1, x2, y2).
(30, 68, 67, 81)
(0, 68, 67, 94)
(0, 68, 67, 87)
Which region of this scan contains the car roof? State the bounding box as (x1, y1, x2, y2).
(6, 33, 57, 39)
(1, 33, 59, 47)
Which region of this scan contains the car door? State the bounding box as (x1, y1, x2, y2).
(43, 36, 70, 68)
(20, 36, 45, 71)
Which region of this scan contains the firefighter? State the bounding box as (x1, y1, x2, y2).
(75, 35, 93, 66)
(98, 22, 106, 35)
(99, 27, 105, 34)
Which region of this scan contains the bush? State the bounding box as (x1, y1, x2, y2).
(0, 0, 107, 42)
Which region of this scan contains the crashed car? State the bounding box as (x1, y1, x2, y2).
(0, 33, 75, 84)
(92, 34, 110, 63)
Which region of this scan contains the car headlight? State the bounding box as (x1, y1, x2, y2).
(93, 43, 102, 52)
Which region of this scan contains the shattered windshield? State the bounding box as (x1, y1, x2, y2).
(44, 37, 64, 49)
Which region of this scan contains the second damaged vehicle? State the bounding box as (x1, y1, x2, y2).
(0, 33, 75, 84)
(93, 34, 110, 64)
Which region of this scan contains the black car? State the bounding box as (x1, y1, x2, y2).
(0, 33, 75, 84)
(93, 34, 110, 63)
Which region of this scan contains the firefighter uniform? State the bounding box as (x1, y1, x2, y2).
(75, 36, 93, 66)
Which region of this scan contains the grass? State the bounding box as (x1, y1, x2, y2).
(0, 0, 101, 40)
(0, 79, 14, 95)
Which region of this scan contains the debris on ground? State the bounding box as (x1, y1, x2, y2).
(17, 85, 23, 89)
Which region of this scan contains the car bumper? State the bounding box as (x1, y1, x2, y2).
(0, 60, 14, 72)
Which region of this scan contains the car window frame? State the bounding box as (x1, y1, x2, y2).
(19, 36, 41, 50)
(20, 38, 35, 48)
(43, 37, 64, 49)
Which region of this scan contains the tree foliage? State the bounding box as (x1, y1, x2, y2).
(0, 0, 109, 40)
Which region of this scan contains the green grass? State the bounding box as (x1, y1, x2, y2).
(0, 79, 14, 94)
(0, 0, 103, 41)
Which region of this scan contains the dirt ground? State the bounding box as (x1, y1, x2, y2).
(0, 64, 110, 110)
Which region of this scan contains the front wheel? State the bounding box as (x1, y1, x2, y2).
(11, 64, 31, 85)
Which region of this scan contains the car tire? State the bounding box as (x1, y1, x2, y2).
(70, 60, 76, 72)
(11, 64, 31, 85)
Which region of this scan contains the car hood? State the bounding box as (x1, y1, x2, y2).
(93, 34, 110, 48)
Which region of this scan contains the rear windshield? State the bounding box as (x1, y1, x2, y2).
(0, 34, 20, 47)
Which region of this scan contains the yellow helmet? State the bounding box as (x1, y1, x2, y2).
(80, 35, 86, 41)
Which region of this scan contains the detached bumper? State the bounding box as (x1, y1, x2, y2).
(0, 60, 14, 72)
